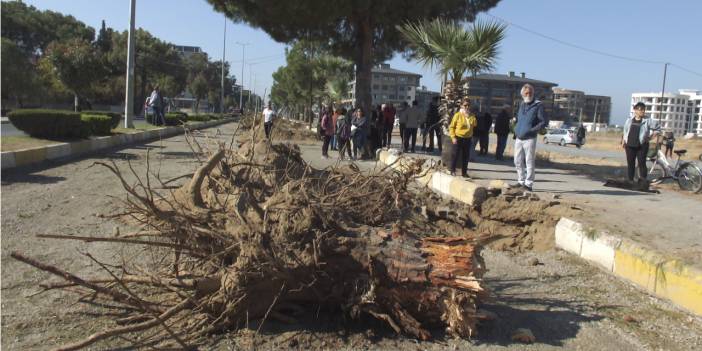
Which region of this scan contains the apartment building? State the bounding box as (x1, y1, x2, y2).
(345, 63, 421, 107)
(631, 90, 701, 136)
(553, 88, 611, 124)
(462, 72, 558, 117)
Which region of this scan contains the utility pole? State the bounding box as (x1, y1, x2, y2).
(594, 99, 599, 131)
(658, 63, 669, 125)
(235, 42, 250, 112)
(220, 16, 226, 116)
(123, 0, 136, 128)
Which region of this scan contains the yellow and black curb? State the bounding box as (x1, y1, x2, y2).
(556, 217, 702, 316)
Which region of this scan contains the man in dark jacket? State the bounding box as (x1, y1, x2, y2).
(477, 112, 492, 155)
(576, 124, 586, 148)
(422, 96, 442, 153)
(494, 108, 511, 160)
(512, 84, 548, 191)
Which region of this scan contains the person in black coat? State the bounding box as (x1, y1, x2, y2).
(422, 96, 442, 153)
(494, 108, 511, 160)
(477, 112, 493, 155)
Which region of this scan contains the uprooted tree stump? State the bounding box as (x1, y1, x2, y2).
(12, 122, 488, 350)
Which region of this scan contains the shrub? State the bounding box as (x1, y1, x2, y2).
(146, 112, 185, 126)
(82, 110, 121, 129)
(81, 114, 112, 135)
(164, 112, 186, 126)
(187, 114, 211, 122)
(7, 109, 89, 139)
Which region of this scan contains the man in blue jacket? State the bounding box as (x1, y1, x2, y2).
(512, 84, 548, 191)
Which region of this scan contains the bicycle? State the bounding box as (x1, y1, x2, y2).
(647, 144, 702, 193)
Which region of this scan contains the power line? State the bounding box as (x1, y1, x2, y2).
(483, 13, 666, 65)
(669, 63, 702, 78)
(484, 13, 702, 82)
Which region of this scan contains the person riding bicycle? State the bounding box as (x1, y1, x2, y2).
(622, 102, 660, 183)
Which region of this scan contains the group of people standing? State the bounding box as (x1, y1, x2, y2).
(448, 83, 547, 191)
(319, 98, 444, 161)
(320, 107, 373, 160)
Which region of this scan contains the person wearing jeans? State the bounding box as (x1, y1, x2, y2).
(449, 101, 477, 178)
(623, 102, 660, 182)
(513, 84, 548, 191)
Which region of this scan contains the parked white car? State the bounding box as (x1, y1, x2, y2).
(543, 128, 583, 147)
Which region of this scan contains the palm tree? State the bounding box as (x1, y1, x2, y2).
(398, 19, 506, 130)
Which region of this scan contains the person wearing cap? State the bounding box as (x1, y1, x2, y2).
(623, 102, 660, 183)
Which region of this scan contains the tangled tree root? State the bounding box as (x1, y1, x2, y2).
(13, 123, 488, 350)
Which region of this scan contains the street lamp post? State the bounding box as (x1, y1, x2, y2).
(123, 0, 136, 128)
(235, 42, 250, 112)
(220, 16, 226, 116)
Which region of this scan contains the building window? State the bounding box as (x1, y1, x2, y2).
(389, 95, 396, 99)
(372, 85, 379, 90)
(399, 86, 405, 91)
(382, 85, 388, 90)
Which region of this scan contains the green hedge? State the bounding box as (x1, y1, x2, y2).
(147, 111, 187, 126)
(81, 114, 112, 135)
(8, 109, 89, 139)
(187, 114, 212, 122)
(82, 110, 121, 129)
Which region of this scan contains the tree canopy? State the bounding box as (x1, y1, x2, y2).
(1, 3, 237, 113)
(207, 0, 501, 113)
(270, 40, 352, 122)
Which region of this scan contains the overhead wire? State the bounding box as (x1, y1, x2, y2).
(482, 12, 701, 78)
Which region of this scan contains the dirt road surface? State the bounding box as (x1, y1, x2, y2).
(2, 121, 701, 350)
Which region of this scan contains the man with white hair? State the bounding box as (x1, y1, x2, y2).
(512, 84, 548, 191)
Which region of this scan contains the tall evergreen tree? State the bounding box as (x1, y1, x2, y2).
(206, 0, 501, 114)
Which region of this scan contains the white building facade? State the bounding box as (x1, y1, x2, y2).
(630, 90, 701, 136)
(679, 89, 702, 136)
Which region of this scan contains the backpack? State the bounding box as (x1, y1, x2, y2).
(338, 119, 351, 140)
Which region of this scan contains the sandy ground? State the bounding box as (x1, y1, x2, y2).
(582, 132, 702, 159)
(2, 122, 702, 350)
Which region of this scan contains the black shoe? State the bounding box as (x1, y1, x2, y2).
(521, 184, 533, 192)
(462, 173, 471, 179)
(509, 182, 523, 189)
(450, 171, 457, 176)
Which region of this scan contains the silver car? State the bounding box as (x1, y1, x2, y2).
(543, 128, 582, 147)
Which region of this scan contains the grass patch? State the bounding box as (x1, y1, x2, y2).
(1, 136, 64, 152)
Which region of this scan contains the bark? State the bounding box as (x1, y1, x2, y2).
(353, 14, 373, 115)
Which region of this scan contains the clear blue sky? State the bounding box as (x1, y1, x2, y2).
(18, 0, 702, 125)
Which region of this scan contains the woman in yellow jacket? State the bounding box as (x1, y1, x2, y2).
(449, 101, 478, 178)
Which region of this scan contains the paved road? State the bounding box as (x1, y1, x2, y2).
(2, 122, 701, 350)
